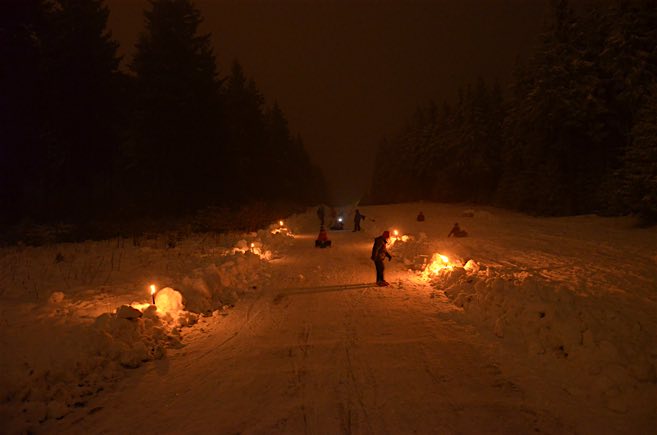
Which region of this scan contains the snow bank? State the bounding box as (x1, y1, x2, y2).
(366, 202, 656, 415)
(0, 214, 301, 432)
(0, 300, 186, 431)
(426, 264, 656, 412)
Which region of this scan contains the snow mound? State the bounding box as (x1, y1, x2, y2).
(0, 301, 186, 432)
(0, 217, 287, 432)
(429, 265, 656, 412)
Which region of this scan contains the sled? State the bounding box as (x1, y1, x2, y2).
(315, 239, 332, 248)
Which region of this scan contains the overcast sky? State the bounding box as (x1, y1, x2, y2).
(106, 0, 558, 204)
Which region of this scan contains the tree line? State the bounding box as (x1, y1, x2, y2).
(0, 0, 327, 225)
(368, 0, 657, 224)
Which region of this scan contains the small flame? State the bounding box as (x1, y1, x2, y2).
(279, 220, 284, 226)
(250, 242, 255, 248)
(393, 229, 399, 237)
(150, 284, 156, 295)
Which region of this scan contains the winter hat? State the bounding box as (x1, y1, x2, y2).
(382, 230, 390, 238)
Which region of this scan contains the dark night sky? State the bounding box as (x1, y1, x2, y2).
(106, 0, 555, 203)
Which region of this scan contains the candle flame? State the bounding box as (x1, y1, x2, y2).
(279, 220, 284, 226)
(150, 284, 156, 295)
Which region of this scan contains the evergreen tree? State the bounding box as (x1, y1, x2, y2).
(1, 0, 122, 222)
(0, 0, 51, 222)
(42, 0, 122, 219)
(220, 61, 267, 201)
(130, 0, 221, 212)
(498, 0, 608, 214)
(264, 103, 327, 204)
(614, 87, 657, 223)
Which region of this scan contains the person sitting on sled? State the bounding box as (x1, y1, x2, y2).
(371, 230, 392, 286)
(448, 222, 468, 238)
(315, 225, 332, 248)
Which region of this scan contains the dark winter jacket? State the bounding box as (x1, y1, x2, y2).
(354, 210, 365, 223)
(371, 236, 392, 262)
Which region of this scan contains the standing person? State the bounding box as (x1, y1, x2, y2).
(317, 205, 325, 226)
(371, 230, 392, 286)
(353, 209, 366, 231)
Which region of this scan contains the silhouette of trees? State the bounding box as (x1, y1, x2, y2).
(369, 0, 657, 223)
(129, 0, 221, 212)
(371, 79, 505, 205)
(1, 0, 122, 222)
(1, 0, 325, 228)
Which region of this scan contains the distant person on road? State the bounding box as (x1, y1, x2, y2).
(448, 222, 468, 238)
(416, 211, 425, 222)
(353, 209, 366, 231)
(371, 230, 392, 286)
(317, 205, 325, 226)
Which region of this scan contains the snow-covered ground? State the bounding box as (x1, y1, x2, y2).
(1, 202, 655, 434)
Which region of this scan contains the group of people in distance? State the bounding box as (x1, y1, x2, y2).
(315, 206, 468, 286)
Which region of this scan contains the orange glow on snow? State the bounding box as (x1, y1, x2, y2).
(423, 253, 458, 277)
(388, 229, 409, 246)
(271, 221, 294, 237)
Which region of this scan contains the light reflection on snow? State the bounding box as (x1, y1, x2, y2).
(422, 253, 460, 278)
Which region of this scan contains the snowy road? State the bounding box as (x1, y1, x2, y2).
(49, 230, 569, 434)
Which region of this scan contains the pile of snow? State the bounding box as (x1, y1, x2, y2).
(0, 297, 187, 429)
(389, 259, 654, 413)
(422, 262, 656, 413)
(359, 202, 656, 414)
(0, 212, 307, 432)
(3, 203, 655, 431)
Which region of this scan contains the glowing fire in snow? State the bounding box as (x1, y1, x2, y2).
(388, 229, 409, 246)
(423, 253, 457, 276)
(132, 287, 184, 316)
(271, 220, 294, 237)
(249, 242, 266, 257)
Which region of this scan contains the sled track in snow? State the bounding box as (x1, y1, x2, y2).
(273, 283, 375, 304)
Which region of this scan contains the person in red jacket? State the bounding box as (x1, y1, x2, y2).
(371, 230, 392, 286)
(315, 225, 332, 248)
